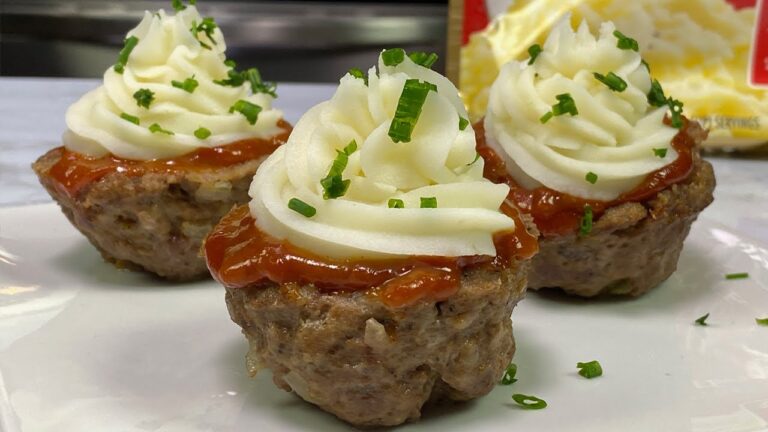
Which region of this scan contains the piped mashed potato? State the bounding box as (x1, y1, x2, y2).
(484, 19, 678, 201)
(249, 51, 515, 260)
(462, 0, 764, 145)
(65, 5, 283, 160)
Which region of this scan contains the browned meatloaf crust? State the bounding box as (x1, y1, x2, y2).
(33, 147, 266, 280)
(225, 259, 529, 427)
(528, 124, 716, 297)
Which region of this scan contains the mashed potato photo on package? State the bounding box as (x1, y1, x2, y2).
(460, 0, 768, 149)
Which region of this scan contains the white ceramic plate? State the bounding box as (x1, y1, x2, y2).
(1, 203, 767, 432)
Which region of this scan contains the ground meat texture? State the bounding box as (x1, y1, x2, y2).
(527, 141, 716, 297)
(32, 147, 265, 280)
(225, 259, 529, 427)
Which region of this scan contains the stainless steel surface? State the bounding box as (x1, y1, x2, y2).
(0, 1, 448, 81)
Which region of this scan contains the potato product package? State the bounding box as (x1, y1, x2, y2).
(454, 0, 768, 150)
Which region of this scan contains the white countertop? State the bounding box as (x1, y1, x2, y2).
(1, 77, 767, 243)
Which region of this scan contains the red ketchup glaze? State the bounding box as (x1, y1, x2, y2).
(48, 120, 292, 199)
(475, 118, 697, 237)
(204, 202, 538, 308)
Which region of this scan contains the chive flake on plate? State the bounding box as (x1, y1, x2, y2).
(420, 197, 437, 208)
(467, 152, 481, 167)
(585, 172, 598, 184)
(577, 360, 603, 379)
(511, 394, 547, 410)
(695, 313, 710, 326)
(288, 198, 316, 218)
(348, 67, 368, 85)
(114, 36, 139, 74)
(725, 272, 749, 280)
(194, 127, 211, 139)
(613, 29, 639, 51)
(408, 51, 439, 69)
(381, 48, 406, 67)
(653, 148, 668, 158)
(132, 88, 155, 109)
(527, 44, 543, 65)
(500, 363, 517, 385)
(172, 75, 199, 93)
(579, 204, 593, 237)
(120, 112, 140, 125)
(540, 93, 578, 123)
(388, 198, 404, 209)
(148, 123, 174, 135)
(229, 100, 262, 125)
(388, 79, 437, 143)
(593, 72, 627, 92)
(756, 317, 768, 326)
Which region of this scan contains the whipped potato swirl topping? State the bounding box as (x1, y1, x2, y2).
(249, 52, 515, 260)
(485, 20, 679, 201)
(64, 6, 283, 160)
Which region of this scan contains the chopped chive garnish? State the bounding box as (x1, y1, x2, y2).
(244, 67, 277, 97)
(172, 75, 199, 93)
(408, 51, 439, 69)
(229, 100, 262, 125)
(420, 197, 437, 208)
(579, 204, 593, 237)
(647, 80, 667, 107)
(585, 172, 598, 184)
(388, 79, 437, 143)
(500, 363, 517, 385)
(224, 59, 236, 68)
(288, 198, 316, 218)
(190, 17, 217, 50)
(641, 59, 650, 71)
(512, 394, 547, 410)
(653, 148, 668, 158)
(171, 0, 195, 12)
(120, 112, 140, 125)
(725, 272, 749, 280)
(467, 152, 481, 166)
(320, 140, 357, 200)
(214, 69, 245, 87)
(388, 198, 404, 209)
(114, 36, 139, 74)
(527, 44, 543, 65)
(381, 48, 405, 67)
(756, 317, 768, 326)
(148, 123, 174, 135)
(459, 116, 469, 131)
(668, 98, 684, 128)
(132, 88, 155, 109)
(577, 360, 603, 379)
(593, 72, 627, 92)
(343, 139, 358, 155)
(194, 127, 211, 139)
(540, 93, 578, 123)
(348, 67, 368, 85)
(613, 30, 639, 51)
(695, 313, 710, 326)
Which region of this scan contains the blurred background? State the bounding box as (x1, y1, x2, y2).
(0, 0, 448, 82)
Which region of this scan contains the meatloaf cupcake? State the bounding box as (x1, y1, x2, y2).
(481, 19, 715, 297)
(33, 3, 289, 280)
(204, 49, 538, 427)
